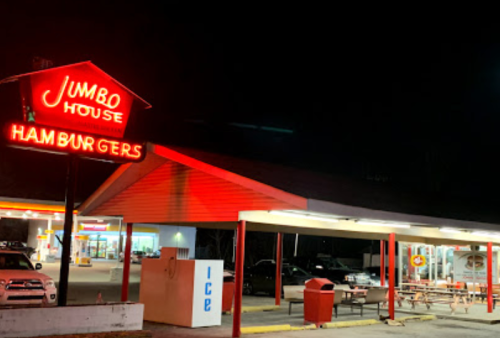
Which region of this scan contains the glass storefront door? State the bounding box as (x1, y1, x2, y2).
(89, 235, 107, 258)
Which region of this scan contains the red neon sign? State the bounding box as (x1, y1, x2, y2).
(82, 224, 107, 231)
(6, 122, 144, 162)
(27, 62, 137, 139)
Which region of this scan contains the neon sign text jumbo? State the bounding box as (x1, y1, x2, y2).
(41, 75, 124, 124)
(8, 123, 143, 162)
(28, 62, 135, 138)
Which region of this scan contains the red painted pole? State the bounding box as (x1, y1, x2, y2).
(275, 233, 283, 306)
(380, 240, 385, 286)
(121, 223, 133, 302)
(407, 245, 413, 280)
(389, 233, 395, 320)
(232, 221, 246, 338)
(488, 242, 493, 313)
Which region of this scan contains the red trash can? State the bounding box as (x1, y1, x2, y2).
(222, 272, 235, 313)
(304, 278, 334, 326)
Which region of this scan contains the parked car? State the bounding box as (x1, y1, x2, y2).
(290, 256, 370, 286)
(243, 263, 315, 296)
(0, 241, 36, 259)
(0, 250, 57, 306)
(146, 250, 161, 258)
(119, 251, 145, 264)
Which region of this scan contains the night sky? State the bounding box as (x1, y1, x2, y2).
(1, 6, 500, 223)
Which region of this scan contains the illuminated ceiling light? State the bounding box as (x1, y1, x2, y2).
(6, 211, 12, 216)
(33, 213, 39, 218)
(472, 231, 500, 239)
(54, 212, 59, 216)
(97, 219, 104, 223)
(356, 220, 411, 229)
(22, 214, 28, 219)
(176, 232, 181, 237)
(26, 210, 32, 214)
(269, 210, 339, 223)
(440, 228, 462, 234)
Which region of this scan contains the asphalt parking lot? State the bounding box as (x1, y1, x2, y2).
(34, 260, 500, 338)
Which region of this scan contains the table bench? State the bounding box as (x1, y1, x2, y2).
(283, 285, 305, 315)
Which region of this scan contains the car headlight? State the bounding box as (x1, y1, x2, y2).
(44, 279, 55, 288)
(0, 279, 5, 289)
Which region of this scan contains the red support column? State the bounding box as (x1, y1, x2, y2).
(380, 240, 385, 286)
(275, 233, 283, 306)
(488, 242, 493, 313)
(121, 223, 133, 302)
(232, 221, 246, 338)
(407, 245, 413, 280)
(388, 233, 396, 320)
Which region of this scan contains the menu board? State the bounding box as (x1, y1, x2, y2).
(453, 251, 498, 283)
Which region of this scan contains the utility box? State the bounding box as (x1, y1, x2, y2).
(140, 247, 223, 328)
(304, 278, 334, 326)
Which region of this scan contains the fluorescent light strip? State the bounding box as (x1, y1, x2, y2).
(472, 231, 500, 239)
(439, 228, 462, 234)
(356, 220, 411, 229)
(269, 211, 339, 223)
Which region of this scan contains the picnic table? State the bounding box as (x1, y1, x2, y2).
(343, 289, 367, 300)
(400, 282, 430, 290)
(405, 288, 472, 314)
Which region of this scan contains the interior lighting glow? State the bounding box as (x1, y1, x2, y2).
(440, 228, 462, 234)
(6, 211, 12, 216)
(33, 213, 39, 218)
(22, 214, 28, 219)
(269, 210, 339, 223)
(26, 210, 32, 214)
(472, 231, 500, 239)
(356, 220, 411, 229)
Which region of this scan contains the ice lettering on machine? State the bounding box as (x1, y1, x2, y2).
(205, 266, 212, 312)
(29, 62, 135, 139)
(192, 260, 223, 327)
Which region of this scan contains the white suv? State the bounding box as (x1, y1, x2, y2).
(0, 250, 57, 306)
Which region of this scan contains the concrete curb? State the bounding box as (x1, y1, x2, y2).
(320, 319, 381, 329)
(26, 331, 152, 338)
(393, 315, 437, 322)
(241, 325, 291, 335)
(238, 305, 281, 313)
(241, 324, 317, 335)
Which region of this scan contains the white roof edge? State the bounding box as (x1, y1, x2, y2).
(307, 199, 500, 232)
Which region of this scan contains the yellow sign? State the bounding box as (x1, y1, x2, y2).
(45, 229, 54, 234)
(36, 235, 47, 240)
(75, 235, 89, 241)
(411, 254, 426, 267)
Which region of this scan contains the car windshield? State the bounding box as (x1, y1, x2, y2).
(0, 253, 34, 270)
(133, 251, 145, 255)
(285, 265, 310, 277)
(318, 258, 348, 269)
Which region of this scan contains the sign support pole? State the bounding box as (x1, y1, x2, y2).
(57, 154, 78, 306)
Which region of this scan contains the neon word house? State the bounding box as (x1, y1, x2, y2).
(28, 63, 134, 138)
(8, 123, 144, 162)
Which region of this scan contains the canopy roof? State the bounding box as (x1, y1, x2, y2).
(78, 144, 500, 245)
